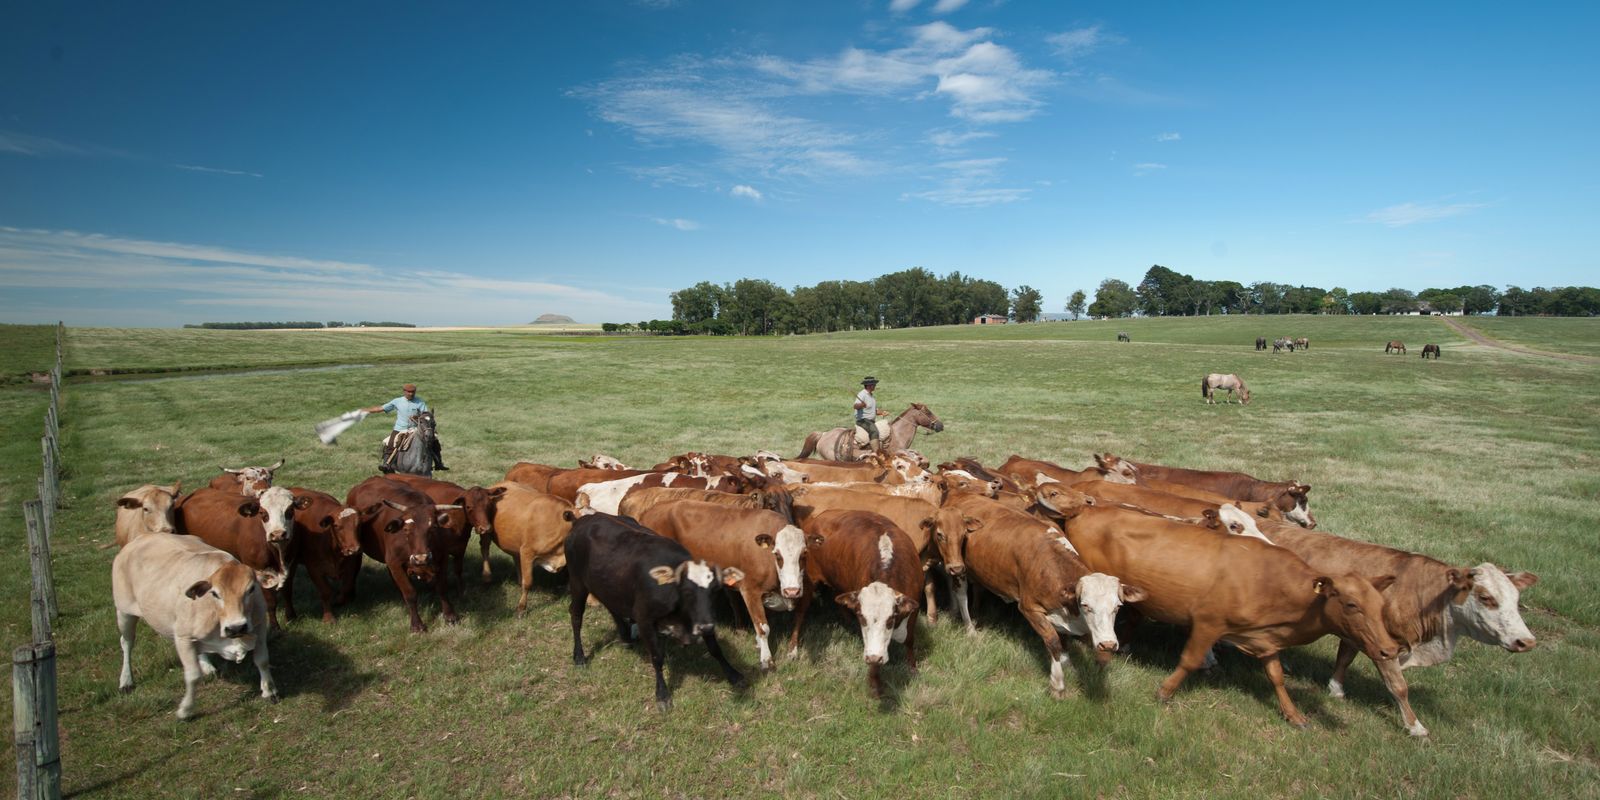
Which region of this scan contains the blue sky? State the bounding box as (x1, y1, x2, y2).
(2, 1, 1595, 326)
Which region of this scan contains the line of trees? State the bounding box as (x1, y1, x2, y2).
(182, 321, 416, 329)
(635, 269, 1045, 336)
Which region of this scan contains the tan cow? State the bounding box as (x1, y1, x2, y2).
(995, 454, 1136, 490)
(113, 533, 277, 719)
(503, 461, 564, 490)
(776, 459, 905, 485)
(1126, 459, 1316, 527)
(617, 485, 794, 523)
(789, 485, 969, 622)
(1071, 479, 1284, 531)
(637, 501, 807, 670)
(113, 482, 181, 547)
(1058, 501, 1400, 727)
(945, 491, 1144, 695)
(478, 482, 582, 612)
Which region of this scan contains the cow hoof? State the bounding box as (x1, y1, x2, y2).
(410, 623, 428, 634)
(1155, 688, 1175, 704)
(573, 655, 588, 668)
(444, 615, 460, 626)
(119, 683, 134, 694)
(1287, 716, 1310, 730)
(1327, 679, 1346, 699)
(321, 615, 336, 625)
(267, 693, 281, 704)
(1408, 722, 1430, 738)
(728, 674, 749, 689)
(176, 706, 194, 721)
(656, 698, 673, 712)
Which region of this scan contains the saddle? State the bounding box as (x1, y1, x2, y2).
(851, 419, 892, 446)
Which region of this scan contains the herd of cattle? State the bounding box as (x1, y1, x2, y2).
(109, 444, 1536, 734)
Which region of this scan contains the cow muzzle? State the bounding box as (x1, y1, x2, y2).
(409, 554, 432, 567)
(1094, 641, 1118, 665)
(266, 527, 290, 543)
(223, 621, 250, 638)
(945, 563, 966, 579)
(692, 623, 715, 636)
(1507, 637, 1536, 652)
(864, 652, 887, 666)
(781, 587, 802, 600)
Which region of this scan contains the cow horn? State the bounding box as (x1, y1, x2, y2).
(267, 458, 284, 472)
(434, 504, 463, 510)
(221, 466, 242, 474)
(381, 498, 407, 511)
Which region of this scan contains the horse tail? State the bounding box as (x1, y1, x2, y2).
(1201, 376, 1209, 398)
(797, 432, 819, 460)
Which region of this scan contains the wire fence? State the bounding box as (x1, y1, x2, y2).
(15, 321, 63, 800)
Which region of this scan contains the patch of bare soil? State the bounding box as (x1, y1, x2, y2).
(1436, 317, 1600, 363)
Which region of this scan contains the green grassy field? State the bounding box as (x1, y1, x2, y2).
(1454, 316, 1600, 357)
(3, 315, 1598, 798)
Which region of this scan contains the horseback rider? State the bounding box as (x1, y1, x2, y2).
(364, 383, 447, 472)
(853, 376, 889, 455)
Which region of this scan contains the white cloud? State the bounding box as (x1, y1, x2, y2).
(0, 129, 126, 159)
(730, 184, 763, 200)
(1363, 201, 1487, 227)
(932, 0, 969, 13)
(174, 164, 263, 178)
(903, 156, 1029, 207)
(653, 217, 701, 231)
(1132, 162, 1166, 175)
(1155, 132, 1181, 142)
(1047, 25, 1121, 60)
(890, 0, 921, 11)
(927, 129, 996, 150)
(0, 228, 666, 325)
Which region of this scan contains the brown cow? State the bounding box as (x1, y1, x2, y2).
(114, 482, 181, 547)
(545, 467, 659, 503)
(478, 481, 581, 612)
(995, 454, 1135, 490)
(790, 509, 922, 698)
(206, 459, 283, 496)
(789, 485, 969, 623)
(638, 501, 807, 670)
(342, 477, 456, 632)
(1058, 502, 1400, 727)
(949, 490, 1145, 694)
(1255, 519, 1538, 736)
(944, 458, 1023, 494)
(385, 473, 501, 588)
(174, 486, 307, 630)
(617, 485, 794, 523)
(1072, 479, 1285, 529)
(281, 487, 362, 624)
(1125, 459, 1315, 527)
(576, 471, 745, 515)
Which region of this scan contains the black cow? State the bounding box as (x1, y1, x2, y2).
(565, 513, 748, 710)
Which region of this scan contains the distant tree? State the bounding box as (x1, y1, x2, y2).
(1282, 285, 1327, 315)
(1066, 290, 1087, 320)
(670, 281, 724, 325)
(1380, 287, 1418, 314)
(1137, 265, 1194, 316)
(1325, 287, 1351, 315)
(1088, 279, 1138, 318)
(1248, 282, 1287, 314)
(876, 267, 942, 328)
(1010, 285, 1042, 322)
(1454, 284, 1501, 315)
(1418, 288, 1462, 314)
(1349, 291, 1383, 315)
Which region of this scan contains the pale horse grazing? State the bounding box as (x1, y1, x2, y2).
(1201, 373, 1251, 405)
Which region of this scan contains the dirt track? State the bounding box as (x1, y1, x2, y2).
(1437, 316, 1600, 363)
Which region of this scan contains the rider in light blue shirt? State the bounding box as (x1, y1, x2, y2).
(365, 383, 447, 471)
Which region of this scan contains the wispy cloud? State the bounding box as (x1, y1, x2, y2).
(653, 217, 701, 231)
(1132, 162, 1166, 175)
(1047, 25, 1121, 60)
(932, 0, 969, 13)
(1154, 132, 1181, 142)
(903, 157, 1029, 207)
(927, 129, 996, 151)
(890, 0, 921, 12)
(0, 227, 665, 325)
(730, 184, 763, 201)
(1363, 201, 1487, 227)
(174, 164, 263, 178)
(0, 129, 126, 159)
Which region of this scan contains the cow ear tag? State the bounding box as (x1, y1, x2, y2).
(649, 566, 676, 586)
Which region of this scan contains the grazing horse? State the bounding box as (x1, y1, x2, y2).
(1386, 341, 1407, 355)
(389, 411, 437, 477)
(797, 403, 944, 463)
(1294, 337, 1309, 351)
(1255, 337, 1267, 351)
(1421, 343, 1441, 359)
(1117, 331, 1131, 342)
(1273, 337, 1292, 353)
(1201, 373, 1251, 405)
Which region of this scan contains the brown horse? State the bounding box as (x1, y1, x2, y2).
(1202, 373, 1250, 405)
(1421, 343, 1441, 359)
(797, 403, 944, 462)
(1294, 337, 1309, 350)
(1385, 341, 1407, 354)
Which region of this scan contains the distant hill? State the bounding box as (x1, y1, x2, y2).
(531, 314, 576, 324)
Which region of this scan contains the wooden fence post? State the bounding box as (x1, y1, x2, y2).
(22, 502, 57, 632)
(13, 641, 62, 800)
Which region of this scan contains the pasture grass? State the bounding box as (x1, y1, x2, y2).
(1453, 316, 1600, 357)
(3, 314, 1599, 798)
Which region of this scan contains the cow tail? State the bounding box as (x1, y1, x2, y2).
(797, 433, 819, 460)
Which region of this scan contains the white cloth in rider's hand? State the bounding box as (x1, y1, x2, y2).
(315, 409, 370, 445)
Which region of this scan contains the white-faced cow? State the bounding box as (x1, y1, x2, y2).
(206, 459, 283, 496)
(174, 486, 305, 629)
(112, 533, 277, 719)
(565, 513, 747, 711)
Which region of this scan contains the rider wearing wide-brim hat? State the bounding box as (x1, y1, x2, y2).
(853, 376, 889, 454)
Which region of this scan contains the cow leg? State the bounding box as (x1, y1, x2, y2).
(953, 576, 976, 634)
(336, 554, 360, 606)
(903, 612, 919, 673)
(514, 546, 535, 615)
(1261, 652, 1309, 728)
(1327, 639, 1359, 698)
(1374, 656, 1427, 737)
(1157, 626, 1221, 702)
(741, 587, 774, 670)
(610, 610, 636, 646)
(725, 585, 748, 629)
(1022, 607, 1068, 696)
(641, 626, 672, 711)
(922, 569, 938, 625)
(700, 630, 747, 689)
(435, 565, 458, 626)
(117, 611, 138, 691)
(174, 636, 203, 720)
(281, 565, 300, 622)
(479, 533, 496, 584)
(265, 587, 282, 631)
(306, 563, 339, 624)
(387, 561, 427, 633)
(568, 578, 590, 666)
(254, 632, 279, 704)
(786, 583, 815, 660)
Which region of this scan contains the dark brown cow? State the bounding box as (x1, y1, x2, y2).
(949, 490, 1144, 694)
(1256, 519, 1538, 736)
(1125, 459, 1315, 527)
(1058, 502, 1400, 727)
(282, 487, 362, 624)
(638, 501, 807, 671)
(789, 485, 969, 623)
(385, 473, 502, 587)
(206, 459, 283, 496)
(618, 485, 794, 523)
(174, 486, 306, 629)
(478, 482, 580, 612)
(341, 477, 456, 633)
(791, 510, 923, 697)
